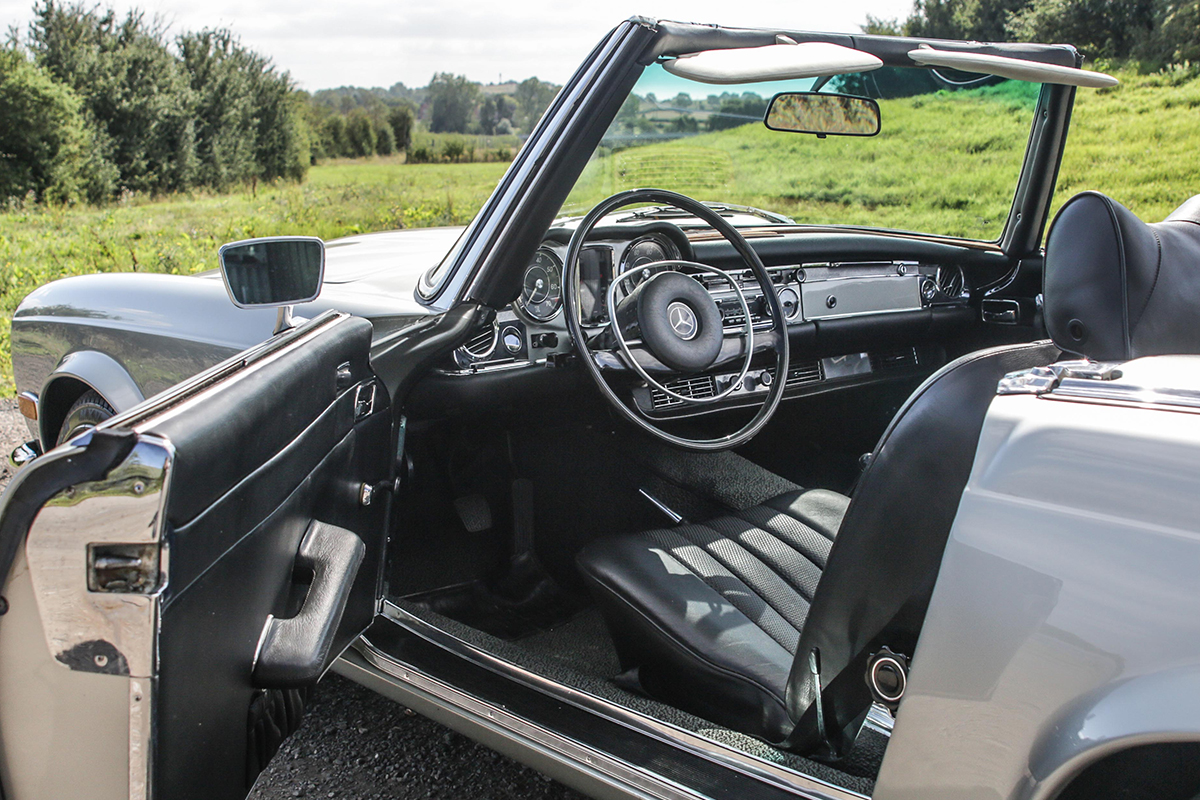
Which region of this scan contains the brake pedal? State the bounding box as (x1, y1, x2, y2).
(453, 494, 492, 533)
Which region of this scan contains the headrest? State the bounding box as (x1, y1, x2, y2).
(1044, 191, 1200, 361)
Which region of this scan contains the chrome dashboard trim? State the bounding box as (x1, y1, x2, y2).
(377, 600, 867, 800)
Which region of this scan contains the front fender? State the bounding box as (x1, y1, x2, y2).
(38, 351, 145, 448)
(1023, 666, 1200, 800)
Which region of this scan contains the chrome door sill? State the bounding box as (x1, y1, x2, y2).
(360, 600, 868, 800)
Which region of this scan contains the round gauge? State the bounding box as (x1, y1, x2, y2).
(518, 249, 563, 322)
(621, 237, 676, 292)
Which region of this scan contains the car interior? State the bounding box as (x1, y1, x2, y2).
(356, 44, 1200, 797)
(364, 54, 1087, 794)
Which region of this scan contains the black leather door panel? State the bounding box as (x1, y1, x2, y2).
(139, 314, 391, 799)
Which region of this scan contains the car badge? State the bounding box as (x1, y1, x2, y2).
(668, 302, 698, 340)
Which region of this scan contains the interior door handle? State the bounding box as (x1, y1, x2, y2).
(253, 520, 365, 687)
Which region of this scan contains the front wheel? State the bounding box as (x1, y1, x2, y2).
(57, 390, 114, 446)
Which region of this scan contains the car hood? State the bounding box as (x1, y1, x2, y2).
(196, 226, 465, 295)
(320, 227, 464, 286)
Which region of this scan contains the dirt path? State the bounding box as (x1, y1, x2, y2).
(0, 404, 585, 800)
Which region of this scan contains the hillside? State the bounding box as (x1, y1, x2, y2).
(566, 70, 1200, 237)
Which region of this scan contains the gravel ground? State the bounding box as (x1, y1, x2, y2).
(0, 403, 586, 800)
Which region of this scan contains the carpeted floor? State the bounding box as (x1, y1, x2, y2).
(394, 600, 882, 796)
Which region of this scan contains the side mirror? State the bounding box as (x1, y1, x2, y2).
(218, 236, 325, 308)
(764, 92, 881, 137)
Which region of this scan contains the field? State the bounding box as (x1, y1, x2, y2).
(1, 67, 1198, 394)
(0, 158, 509, 391)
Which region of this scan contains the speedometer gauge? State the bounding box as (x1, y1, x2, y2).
(620, 236, 676, 292)
(518, 248, 563, 322)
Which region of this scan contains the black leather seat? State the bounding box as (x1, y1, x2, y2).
(579, 488, 848, 741)
(577, 191, 1200, 758)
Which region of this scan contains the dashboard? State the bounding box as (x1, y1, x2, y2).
(437, 217, 976, 419)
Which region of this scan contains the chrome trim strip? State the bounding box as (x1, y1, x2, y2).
(355, 637, 705, 800)
(637, 488, 685, 524)
(863, 703, 895, 737)
(376, 601, 866, 800)
(129, 676, 154, 800)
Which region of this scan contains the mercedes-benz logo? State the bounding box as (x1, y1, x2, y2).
(667, 301, 698, 340)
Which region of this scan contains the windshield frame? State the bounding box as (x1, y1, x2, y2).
(416, 19, 1080, 312)
(560, 64, 1050, 245)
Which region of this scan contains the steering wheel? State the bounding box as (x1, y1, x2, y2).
(563, 189, 789, 452)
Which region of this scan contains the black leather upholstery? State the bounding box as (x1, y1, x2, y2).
(1045, 192, 1200, 361)
(578, 191, 1197, 756)
(783, 339, 1059, 754)
(579, 341, 1059, 749)
(577, 489, 848, 743)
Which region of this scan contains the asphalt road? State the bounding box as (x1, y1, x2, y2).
(0, 402, 586, 800)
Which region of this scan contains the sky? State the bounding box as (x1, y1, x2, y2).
(1, 0, 916, 91)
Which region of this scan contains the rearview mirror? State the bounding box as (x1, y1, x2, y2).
(765, 92, 881, 137)
(219, 236, 325, 308)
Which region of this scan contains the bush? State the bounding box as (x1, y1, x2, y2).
(30, 1, 199, 194)
(345, 110, 376, 157)
(408, 145, 432, 163)
(387, 105, 413, 152)
(322, 115, 348, 158)
(0, 47, 113, 202)
(375, 122, 395, 155)
(441, 138, 465, 162)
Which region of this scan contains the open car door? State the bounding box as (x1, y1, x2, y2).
(0, 311, 392, 800)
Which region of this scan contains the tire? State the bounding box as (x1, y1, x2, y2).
(57, 390, 115, 446)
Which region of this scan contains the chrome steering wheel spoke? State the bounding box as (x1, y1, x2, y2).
(562, 189, 790, 452)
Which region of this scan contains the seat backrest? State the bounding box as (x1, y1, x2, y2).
(1045, 191, 1200, 361)
(782, 191, 1200, 758)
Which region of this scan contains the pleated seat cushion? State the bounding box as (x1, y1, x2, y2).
(576, 488, 849, 743)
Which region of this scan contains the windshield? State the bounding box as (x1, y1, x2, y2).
(562, 63, 1043, 241)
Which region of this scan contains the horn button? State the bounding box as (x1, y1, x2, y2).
(619, 271, 724, 372)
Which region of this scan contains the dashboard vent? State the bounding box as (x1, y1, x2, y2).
(764, 360, 824, 389)
(785, 360, 823, 388)
(650, 375, 717, 409)
(869, 348, 919, 372)
(460, 324, 497, 360)
(936, 265, 965, 298)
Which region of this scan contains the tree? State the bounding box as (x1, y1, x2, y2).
(322, 115, 348, 157)
(427, 72, 480, 133)
(374, 121, 395, 155)
(345, 109, 376, 157)
(708, 94, 766, 131)
(177, 29, 258, 189)
(669, 115, 699, 134)
(513, 76, 558, 132)
(387, 105, 413, 152)
(0, 46, 113, 202)
(29, 1, 198, 194)
(1006, 0, 1155, 58)
(178, 28, 308, 186)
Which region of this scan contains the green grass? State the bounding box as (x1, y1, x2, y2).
(0, 158, 509, 392)
(1, 67, 1198, 396)
(566, 81, 1044, 238)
